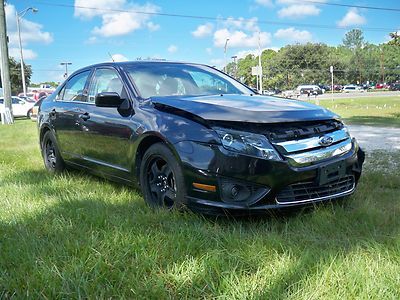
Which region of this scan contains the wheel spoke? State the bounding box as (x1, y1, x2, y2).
(150, 162, 159, 177)
(165, 188, 176, 200)
(161, 164, 172, 177)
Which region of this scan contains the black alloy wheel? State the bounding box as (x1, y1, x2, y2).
(42, 131, 65, 173)
(140, 143, 185, 209)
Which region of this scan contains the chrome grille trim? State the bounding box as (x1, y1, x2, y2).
(274, 129, 350, 154)
(285, 139, 352, 166)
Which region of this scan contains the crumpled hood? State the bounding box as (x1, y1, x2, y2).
(151, 94, 338, 123)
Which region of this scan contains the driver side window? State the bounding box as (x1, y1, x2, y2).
(88, 68, 124, 103)
(56, 71, 90, 102)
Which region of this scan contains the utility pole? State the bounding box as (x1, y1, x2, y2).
(258, 31, 263, 94)
(60, 62, 72, 78)
(0, 0, 13, 124)
(330, 65, 334, 101)
(231, 55, 237, 79)
(380, 48, 385, 83)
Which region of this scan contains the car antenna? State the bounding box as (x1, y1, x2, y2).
(108, 52, 115, 62)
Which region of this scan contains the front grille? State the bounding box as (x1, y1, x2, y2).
(276, 175, 355, 205)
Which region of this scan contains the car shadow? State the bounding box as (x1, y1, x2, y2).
(1, 165, 399, 298)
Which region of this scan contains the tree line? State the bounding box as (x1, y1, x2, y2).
(226, 29, 400, 91)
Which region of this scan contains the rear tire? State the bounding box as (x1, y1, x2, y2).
(41, 131, 65, 174)
(139, 143, 186, 210)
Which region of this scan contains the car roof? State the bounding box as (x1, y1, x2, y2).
(73, 60, 208, 73)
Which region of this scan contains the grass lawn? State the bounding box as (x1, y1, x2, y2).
(1, 120, 400, 298)
(317, 96, 400, 127)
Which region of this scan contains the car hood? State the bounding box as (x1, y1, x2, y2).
(151, 94, 338, 123)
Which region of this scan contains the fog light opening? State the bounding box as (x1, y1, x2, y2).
(219, 178, 270, 205)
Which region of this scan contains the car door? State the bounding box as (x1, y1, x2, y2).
(12, 97, 25, 117)
(78, 67, 136, 181)
(51, 70, 92, 163)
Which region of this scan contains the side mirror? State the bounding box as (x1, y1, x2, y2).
(95, 92, 124, 107)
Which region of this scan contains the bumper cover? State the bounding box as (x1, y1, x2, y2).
(175, 139, 364, 215)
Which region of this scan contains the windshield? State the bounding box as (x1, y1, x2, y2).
(124, 63, 252, 98)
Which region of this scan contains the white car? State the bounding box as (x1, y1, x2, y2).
(0, 96, 35, 118)
(342, 85, 364, 93)
(296, 85, 324, 95)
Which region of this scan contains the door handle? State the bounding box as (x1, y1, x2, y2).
(78, 112, 90, 121)
(49, 108, 56, 118)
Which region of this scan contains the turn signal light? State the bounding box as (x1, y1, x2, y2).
(193, 183, 217, 192)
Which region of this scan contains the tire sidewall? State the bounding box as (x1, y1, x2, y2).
(41, 131, 65, 173)
(139, 143, 186, 209)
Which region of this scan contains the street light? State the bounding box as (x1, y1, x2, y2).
(60, 62, 72, 78)
(224, 38, 229, 73)
(16, 7, 38, 96)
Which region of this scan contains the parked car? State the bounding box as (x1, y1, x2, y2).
(318, 84, 330, 93)
(342, 85, 364, 93)
(0, 96, 35, 118)
(296, 85, 323, 95)
(30, 97, 45, 121)
(38, 61, 364, 215)
(389, 83, 400, 91)
(332, 84, 343, 91)
(375, 83, 386, 89)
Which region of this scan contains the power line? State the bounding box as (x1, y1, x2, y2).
(32, 1, 398, 33)
(297, 0, 400, 13)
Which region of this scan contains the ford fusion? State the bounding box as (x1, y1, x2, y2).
(38, 61, 364, 214)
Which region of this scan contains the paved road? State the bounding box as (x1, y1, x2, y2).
(348, 125, 400, 152)
(296, 91, 400, 100)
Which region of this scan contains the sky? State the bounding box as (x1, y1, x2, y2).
(7, 0, 400, 83)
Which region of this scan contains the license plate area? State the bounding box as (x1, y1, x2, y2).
(318, 160, 346, 185)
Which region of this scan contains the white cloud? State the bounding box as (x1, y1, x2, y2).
(277, 0, 326, 3)
(274, 27, 313, 43)
(206, 47, 213, 55)
(9, 48, 37, 60)
(224, 17, 260, 32)
(337, 8, 366, 27)
(111, 53, 128, 62)
(254, 0, 273, 7)
(74, 1, 161, 37)
(278, 4, 320, 18)
(167, 45, 178, 53)
(210, 58, 224, 67)
(212, 17, 271, 49)
(85, 36, 98, 44)
(213, 29, 271, 48)
(192, 23, 214, 38)
(147, 22, 160, 32)
(74, 0, 126, 19)
(5, 4, 53, 60)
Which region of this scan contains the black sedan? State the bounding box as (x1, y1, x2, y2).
(38, 61, 364, 215)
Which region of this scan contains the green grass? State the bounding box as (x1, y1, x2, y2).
(1, 120, 400, 299)
(317, 96, 400, 127)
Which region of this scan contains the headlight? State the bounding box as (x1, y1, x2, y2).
(213, 127, 282, 161)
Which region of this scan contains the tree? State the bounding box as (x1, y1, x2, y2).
(342, 29, 367, 83)
(388, 32, 400, 46)
(0, 57, 32, 95)
(343, 29, 365, 50)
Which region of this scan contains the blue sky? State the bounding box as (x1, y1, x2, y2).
(7, 0, 400, 83)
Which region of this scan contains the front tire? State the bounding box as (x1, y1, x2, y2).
(41, 131, 65, 173)
(139, 143, 186, 210)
